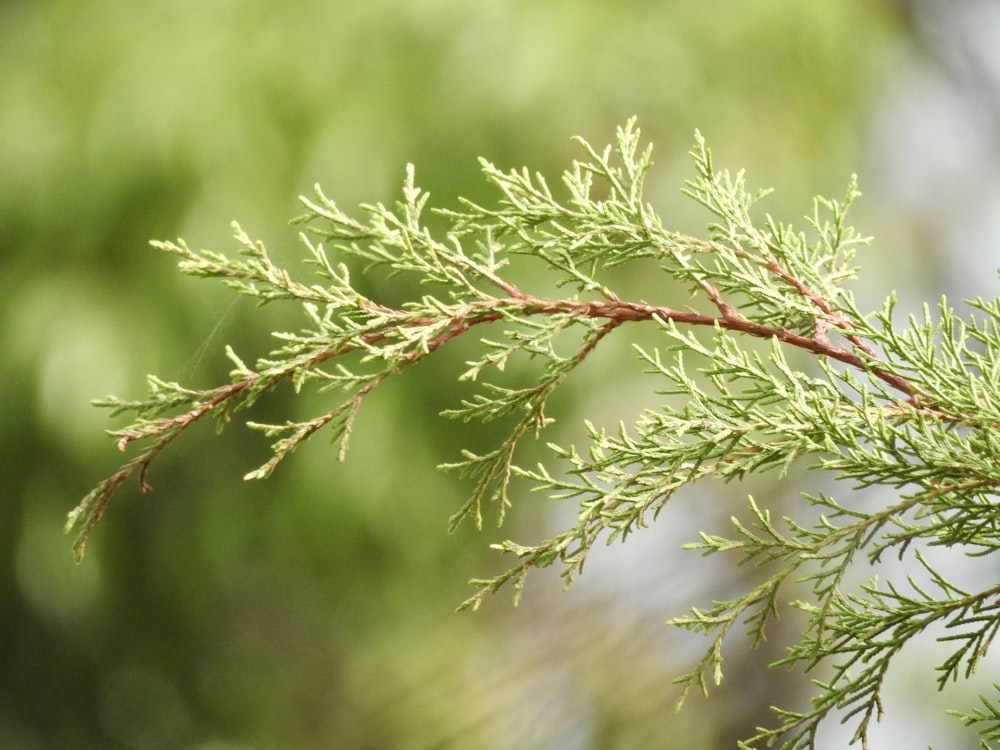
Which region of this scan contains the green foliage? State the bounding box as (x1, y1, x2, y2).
(949, 684, 1000, 749)
(74, 120, 1000, 748)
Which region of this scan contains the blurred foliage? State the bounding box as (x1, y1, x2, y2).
(1, 1, 906, 748)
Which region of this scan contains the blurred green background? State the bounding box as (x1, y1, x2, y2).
(4, 1, 992, 748)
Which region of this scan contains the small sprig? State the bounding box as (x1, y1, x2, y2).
(949, 685, 1000, 749)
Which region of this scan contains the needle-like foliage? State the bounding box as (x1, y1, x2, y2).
(72, 120, 1000, 748)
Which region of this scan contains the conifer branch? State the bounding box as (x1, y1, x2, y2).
(73, 120, 1000, 748)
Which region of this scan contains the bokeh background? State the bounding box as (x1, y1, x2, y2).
(4, 1, 1000, 747)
